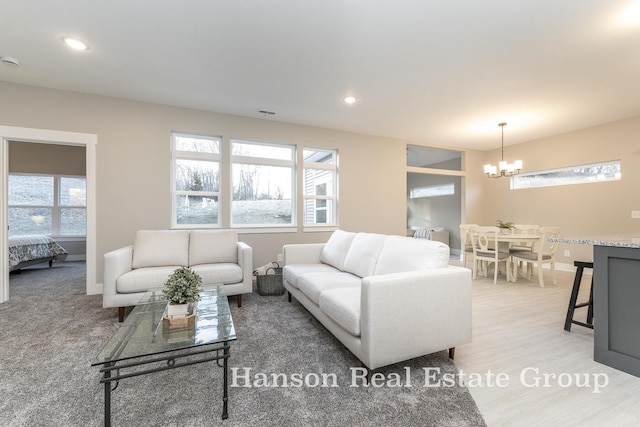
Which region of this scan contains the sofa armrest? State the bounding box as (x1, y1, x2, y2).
(237, 241, 253, 294)
(360, 266, 472, 369)
(282, 243, 325, 265)
(103, 245, 134, 308)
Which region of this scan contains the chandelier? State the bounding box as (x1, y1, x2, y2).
(483, 122, 522, 179)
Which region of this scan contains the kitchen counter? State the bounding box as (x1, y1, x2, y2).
(554, 235, 640, 378)
(550, 235, 640, 248)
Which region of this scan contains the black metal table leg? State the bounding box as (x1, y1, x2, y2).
(222, 342, 229, 420)
(104, 362, 112, 427)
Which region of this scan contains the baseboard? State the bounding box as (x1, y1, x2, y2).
(64, 255, 86, 262)
(451, 259, 592, 275)
(88, 282, 103, 295)
(550, 262, 592, 275)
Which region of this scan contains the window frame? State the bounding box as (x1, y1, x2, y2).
(171, 132, 222, 229)
(8, 172, 87, 237)
(303, 148, 338, 228)
(230, 138, 297, 229)
(510, 160, 622, 190)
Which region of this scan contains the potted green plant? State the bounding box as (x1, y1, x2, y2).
(163, 267, 203, 319)
(496, 220, 515, 234)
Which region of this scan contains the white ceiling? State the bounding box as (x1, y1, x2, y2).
(1, 1, 639, 150)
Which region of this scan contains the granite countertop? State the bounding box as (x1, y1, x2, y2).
(550, 235, 640, 248)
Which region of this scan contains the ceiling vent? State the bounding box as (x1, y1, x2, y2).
(1, 56, 20, 67)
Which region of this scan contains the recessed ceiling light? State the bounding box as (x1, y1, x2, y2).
(343, 96, 357, 104)
(63, 37, 89, 51)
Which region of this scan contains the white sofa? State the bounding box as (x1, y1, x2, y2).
(103, 229, 253, 321)
(283, 230, 471, 370)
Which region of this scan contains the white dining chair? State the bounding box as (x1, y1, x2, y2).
(459, 223, 478, 268)
(470, 226, 511, 284)
(510, 226, 561, 287)
(510, 224, 540, 252)
(509, 224, 540, 277)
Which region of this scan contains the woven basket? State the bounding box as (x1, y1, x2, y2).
(255, 263, 285, 296)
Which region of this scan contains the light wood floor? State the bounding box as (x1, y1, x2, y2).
(453, 265, 640, 426)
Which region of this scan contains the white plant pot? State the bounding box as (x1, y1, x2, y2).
(167, 303, 190, 319)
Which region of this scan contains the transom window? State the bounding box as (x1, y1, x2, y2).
(511, 160, 621, 190)
(8, 174, 87, 236)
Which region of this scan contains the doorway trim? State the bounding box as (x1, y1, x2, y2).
(0, 125, 98, 303)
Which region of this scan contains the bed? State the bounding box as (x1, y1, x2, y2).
(9, 235, 68, 272)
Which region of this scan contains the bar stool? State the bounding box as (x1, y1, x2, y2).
(564, 261, 594, 331)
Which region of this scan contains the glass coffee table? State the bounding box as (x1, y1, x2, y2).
(92, 285, 236, 426)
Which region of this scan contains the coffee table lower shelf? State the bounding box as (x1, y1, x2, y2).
(98, 342, 231, 426)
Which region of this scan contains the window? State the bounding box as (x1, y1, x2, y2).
(409, 183, 455, 199)
(511, 160, 621, 190)
(303, 148, 337, 226)
(231, 139, 295, 226)
(171, 133, 339, 230)
(8, 174, 86, 236)
(172, 133, 221, 227)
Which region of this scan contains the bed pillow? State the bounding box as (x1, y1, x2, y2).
(132, 230, 190, 269)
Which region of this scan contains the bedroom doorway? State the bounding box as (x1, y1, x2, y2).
(0, 126, 97, 304)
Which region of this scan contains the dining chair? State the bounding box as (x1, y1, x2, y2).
(459, 223, 478, 268)
(510, 224, 540, 252)
(509, 224, 540, 277)
(510, 226, 561, 287)
(470, 226, 511, 284)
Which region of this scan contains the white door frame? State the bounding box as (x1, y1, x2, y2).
(0, 125, 98, 303)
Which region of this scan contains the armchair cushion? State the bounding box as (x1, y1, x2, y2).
(116, 266, 181, 293)
(132, 230, 189, 269)
(190, 263, 243, 284)
(189, 230, 238, 265)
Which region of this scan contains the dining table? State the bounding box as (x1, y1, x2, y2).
(496, 232, 542, 282)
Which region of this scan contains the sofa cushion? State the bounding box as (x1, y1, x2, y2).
(319, 287, 361, 337)
(132, 230, 190, 269)
(189, 230, 238, 266)
(297, 272, 361, 305)
(342, 233, 387, 278)
(320, 230, 356, 270)
(374, 236, 450, 275)
(283, 264, 340, 289)
(190, 263, 243, 285)
(116, 266, 181, 293)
